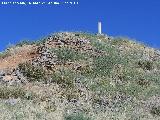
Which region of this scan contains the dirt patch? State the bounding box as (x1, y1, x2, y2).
(0, 45, 38, 69)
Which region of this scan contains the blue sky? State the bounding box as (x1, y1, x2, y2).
(0, 0, 160, 51)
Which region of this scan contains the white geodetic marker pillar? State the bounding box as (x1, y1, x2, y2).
(98, 22, 102, 34)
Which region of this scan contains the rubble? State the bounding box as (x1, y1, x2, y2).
(32, 45, 58, 70)
(0, 68, 27, 86)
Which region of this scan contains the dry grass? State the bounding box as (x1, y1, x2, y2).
(0, 99, 64, 120)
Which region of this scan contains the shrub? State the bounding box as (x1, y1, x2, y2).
(0, 86, 26, 99)
(33, 38, 47, 46)
(52, 47, 85, 63)
(16, 40, 32, 47)
(79, 64, 93, 76)
(137, 60, 154, 70)
(79, 32, 97, 39)
(136, 78, 150, 87)
(110, 37, 137, 47)
(51, 68, 75, 88)
(44, 101, 57, 112)
(65, 113, 91, 120)
(111, 37, 128, 44)
(16, 38, 47, 47)
(150, 106, 160, 116)
(18, 62, 46, 82)
(0, 50, 10, 59)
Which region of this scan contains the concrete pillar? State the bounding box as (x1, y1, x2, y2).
(98, 22, 102, 34)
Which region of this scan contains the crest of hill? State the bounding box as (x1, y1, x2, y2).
(0, 32, 159, 70)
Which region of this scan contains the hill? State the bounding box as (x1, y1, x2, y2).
(0, 32, 160, 120)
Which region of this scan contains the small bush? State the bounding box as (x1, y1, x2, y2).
(65, 113, 91, 120)
(44, 101, 57, 112)
(136, 78, 150, 87)
(16, 40, 32, 47)
(16, 39, 47, 47)
(18, 63, 46, 82)
(79, 65, 93, 76)
(33, 38, 47, 46)
(137, 60, 154, 70)
(0, 50, 10, 59)
(52, 47, 85, 64)
(0, 86, 26, 99)
(150, 106, 160, 116)
(110, 37, 134, 46)
(79, 32, 97, 39)
(51, 68, 75, 88)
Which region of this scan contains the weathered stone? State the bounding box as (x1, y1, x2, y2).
(0, 70, 5, 76)
(5, 98, 20, 105)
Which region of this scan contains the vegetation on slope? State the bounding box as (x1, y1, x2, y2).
(0, 32, 160, 120)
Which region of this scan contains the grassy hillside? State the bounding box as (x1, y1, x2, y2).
(0, 32, 160, 120)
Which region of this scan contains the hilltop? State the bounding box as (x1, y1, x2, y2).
(0, 32, 160, 120)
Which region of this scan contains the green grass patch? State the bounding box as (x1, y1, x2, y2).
(51, 68, 76, 88)
(65, 113, 91, 120)
(0, 50, 10, 59)
(0, 86, 26, 99)
(18, 62, 46, 82)
(51, 47, 87, 63)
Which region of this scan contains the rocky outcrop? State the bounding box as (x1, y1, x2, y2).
(0, 69, 27, 86)
(32, 45, 58, 70)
